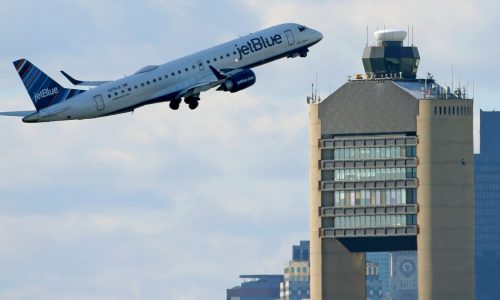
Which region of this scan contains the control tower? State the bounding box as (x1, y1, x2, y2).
(308, 30, 474, 300)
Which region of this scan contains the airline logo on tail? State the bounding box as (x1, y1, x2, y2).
(33, 87, 59, 102)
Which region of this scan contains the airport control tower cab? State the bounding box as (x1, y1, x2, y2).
(362, 29, 420, 79)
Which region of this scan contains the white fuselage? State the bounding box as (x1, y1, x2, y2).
(33, 23, 323, 122)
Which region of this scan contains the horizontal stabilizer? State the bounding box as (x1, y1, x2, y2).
(0, 110, 36, 117)
(60, 70, 110, 87)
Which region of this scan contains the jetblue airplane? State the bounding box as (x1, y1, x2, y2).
(1, 23, 322, 123)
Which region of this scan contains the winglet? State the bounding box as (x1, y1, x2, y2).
(209, 65, 227, 80)
(60, 70, 83, 85)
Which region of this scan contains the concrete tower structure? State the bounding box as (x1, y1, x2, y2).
(308, 29, 474, 299)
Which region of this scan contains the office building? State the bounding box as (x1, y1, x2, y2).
(308, 29, 474, 299)
(227, 275, 284, 300)
(389, 251, 417, 299)
(280, 241, 311, 300)
(366, 252, 390, 298)
(293, 241, 310, 262)
(475, 110, 500, 299)
(366, 261, 384, 300)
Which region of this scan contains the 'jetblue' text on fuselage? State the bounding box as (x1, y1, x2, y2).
(236, 34, 283, 60)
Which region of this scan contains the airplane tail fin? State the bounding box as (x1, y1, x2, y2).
(13, 59, 84, 111)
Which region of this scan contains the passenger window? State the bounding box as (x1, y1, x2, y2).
(141, 83, 144, 87)
(115, 92, 118, 96)
(177, 70, 181, 74)
(165, 75, 168, 79)
(153, 79, 156, 83)
(158, 77, 162, 81)
(213, 58, 217, 62)
(171, 72, 175, 76)
(226, 53, 230, 57)
(192, 65, 196, 69)
(108, 95, 111, 98)
(147, 81, 150, 85)
(128, 88, 131, 92)
(220, 55, 223, 59)
(134, 86, 138, 89)
(185, 67, 188, 72)
(233, 51, 237, 55)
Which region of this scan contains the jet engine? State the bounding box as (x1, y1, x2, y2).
(217, 69, 256, 93)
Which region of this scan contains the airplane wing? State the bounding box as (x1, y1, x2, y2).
(175, 66, 230, 99)
(60, 71, 110, 87)
(0, 110, 36, 117)
(176, 80, 225, 99)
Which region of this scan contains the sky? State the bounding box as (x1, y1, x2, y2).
(0, 0, 499, 299)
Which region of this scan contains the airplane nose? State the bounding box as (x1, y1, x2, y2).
(316, 30, 324, 41)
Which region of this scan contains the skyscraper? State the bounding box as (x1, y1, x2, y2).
(475, 110, 500, 299)
(308, 29, 474, 299)
(280, 241, 310, 300)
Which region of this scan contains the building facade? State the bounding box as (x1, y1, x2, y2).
(475, 110, 500, 299)
(280, 241, 310, 300)
(366, 261, 384, 300)
(389, 251, 417, 299)
(366, 252, 390, 298)
(227, 275, 284, 300)
(309, 29, 474, 299)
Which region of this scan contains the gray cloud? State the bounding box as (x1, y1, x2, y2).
(0, 0, 497, 299)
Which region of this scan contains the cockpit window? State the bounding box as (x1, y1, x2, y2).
(298, 25, 308, 32)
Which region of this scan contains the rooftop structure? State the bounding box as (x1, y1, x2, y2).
(227, 275, 284, 300)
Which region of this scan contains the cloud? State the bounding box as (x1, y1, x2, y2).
(0, 0, 498, 299)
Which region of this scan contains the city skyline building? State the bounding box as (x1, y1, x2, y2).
(475, 110, 500, 299)
(227, 275, 284, 300)
(366, 252, 390, 298)
(280, 241, 311, 300)
(366, 261, 384, 300)
(309, 29, 475, 299)
(389, 251, 417, 299)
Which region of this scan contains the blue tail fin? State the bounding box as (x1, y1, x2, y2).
(13, 59, 85, 111)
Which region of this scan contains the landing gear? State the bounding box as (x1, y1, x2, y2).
(188, 101, 199, 110)
(299, 48, 309, 57)
(288, 48, 309, 58)
(169, 100, 180, 110)
(184, 96, 200, 110)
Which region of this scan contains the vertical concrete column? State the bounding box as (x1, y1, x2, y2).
(322, 239, 366, 299)
(417, 99, 475, 300)
(309, 103, 366, 300)
(309, 103, 322, 300)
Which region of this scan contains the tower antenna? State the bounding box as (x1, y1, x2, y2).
(452, 64, 454, 94)
(366, 25, 368, 47)
(411, 26, 414, 46)
(315, 73, 318, 99)
(407, 25, 410, 46)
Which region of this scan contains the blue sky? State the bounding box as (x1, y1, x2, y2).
(0, 0, 499, 299)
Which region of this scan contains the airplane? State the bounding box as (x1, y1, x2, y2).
(0, 23, 323, 123)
